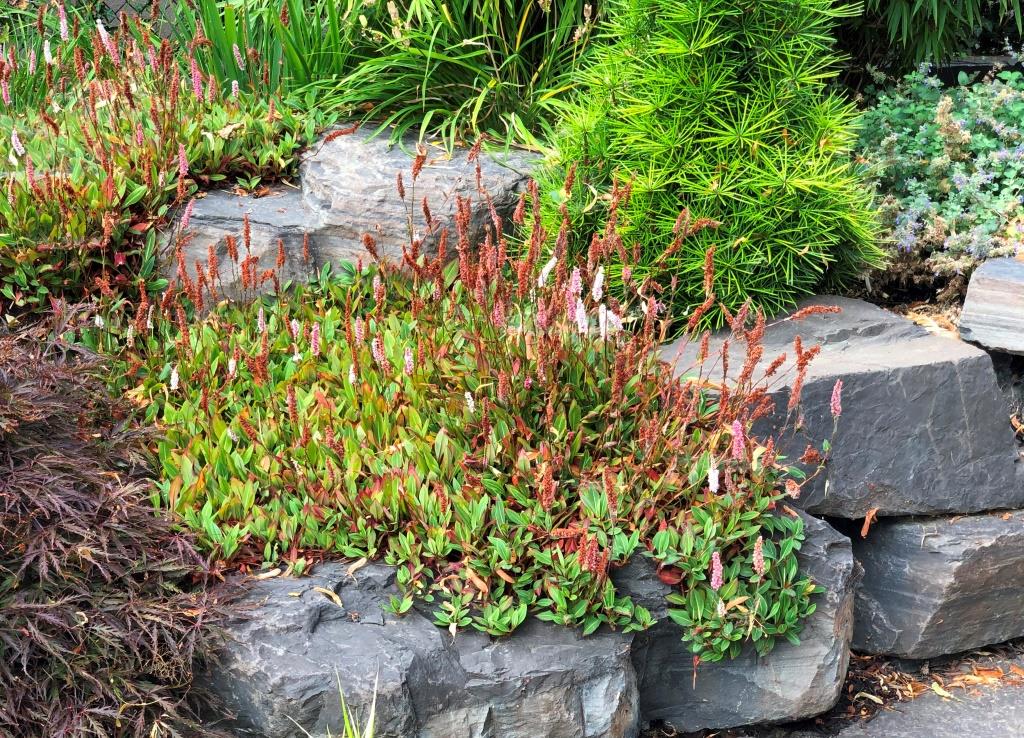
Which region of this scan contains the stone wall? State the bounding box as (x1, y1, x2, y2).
(171, 131, 1024, 737)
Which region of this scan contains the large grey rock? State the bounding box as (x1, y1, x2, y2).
(300, 128, 536, 262)
(207, 515, 856, 736)
(618, 513, 857, 732)
(661, 296, 1023, 518)
(173, 188, 318, 299)
(853, 510, 1024, 659)
(205, 563, 639, 738)
(169, 129, 536, 299)
(960, 257, 1024, 355)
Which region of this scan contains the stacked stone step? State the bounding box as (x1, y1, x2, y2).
(662, 295, 1024, 670)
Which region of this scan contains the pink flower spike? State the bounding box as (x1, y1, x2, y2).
(372, 335, 388, 369)
(177, 144, 188, 177)
(58, 4, 69, 41)
(753, 535, 765, 577)
(731, 420, 745, 459)
(1, 79, 9, 106)
(574, 298, 588, 335)
(404, 347, 414, 376)
(710, 551, 723, 591)
(591, 266, 604, 301)
(566, 266, 582, 305)
(190, 56, 203, 99)
(830, 378, 843, 418)
(231, 79, 240, 98)
(180, 198, 195, 230)
(233, 43, 246, 70)
(96, 20, 117, 64)
(311, 323, 321, 357)
(10, 130, 25, 157)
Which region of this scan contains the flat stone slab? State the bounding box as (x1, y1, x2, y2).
(786, 655, 1024, 738)
(170, 129, 536, 299)
(619, 514, 857, 732)
(205, 516, 855, 736)
(661, 296, 1023, 518)
(960, 257, 1024, 355)
(853, 510, 1024, 659)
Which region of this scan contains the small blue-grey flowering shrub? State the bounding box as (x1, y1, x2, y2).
(858, 67, 1024, 297)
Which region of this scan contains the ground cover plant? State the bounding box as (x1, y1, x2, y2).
(179, 0, 597, 148)
(0, 314, 225, 738)
(0, 6, 314, 320)
(858, 67, 1024, 300)
(90, 147, 840, 664)
(535, 0, 883, 329)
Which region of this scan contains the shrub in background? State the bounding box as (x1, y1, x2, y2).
(0, 10, 313, 319)
(174, 0, 372, 96)
(848, 0, 1023, 71)
(858, 68, 1024, 300)
(537, 0, 883, 328)
(93, 154, 837, 663)
(0, 315, 225, 738)
(180, 0, 597, 148)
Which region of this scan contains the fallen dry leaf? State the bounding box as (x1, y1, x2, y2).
(931, 681, 957, 700)
(861, 508, 879, 538)
(312, 586, 343, 608)
(973, 666, 1005, 680)
(853, 691, 884, 705)
(346, 557, 368, 579)
(217, 121, 245, 139)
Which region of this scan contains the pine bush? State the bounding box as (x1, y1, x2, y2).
(539, 0, 884, 327)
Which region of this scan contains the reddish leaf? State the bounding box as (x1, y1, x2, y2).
(657, 566, 683, 585)
(860, 508, 879, 538)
